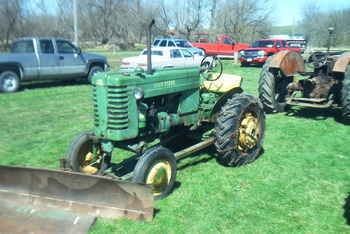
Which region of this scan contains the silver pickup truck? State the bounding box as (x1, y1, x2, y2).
(0, 37, 109, 93)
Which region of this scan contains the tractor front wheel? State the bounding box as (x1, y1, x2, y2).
(66, 132, 108, 175)
(133, 146, 177, 200)
(342, 65, 350, 118)
(215, 94, 265, 167)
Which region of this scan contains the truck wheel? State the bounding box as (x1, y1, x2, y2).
(342, 65, 350, 118)
(0, 71, 20, 93)
(215, 94, 265, 167)
(88, 66, 104, 83)
(258, 58, 292, 113)
(133, 146, 177, 200)
(66, 132, 108, 175)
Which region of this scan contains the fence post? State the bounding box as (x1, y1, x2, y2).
(234, 52, 239, 64)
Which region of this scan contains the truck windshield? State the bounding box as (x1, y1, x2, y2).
(252, 41, 274, 48)
(11, 40, 35, 53)
(287, 40, 306, 48)
(175, 40, 192, 48)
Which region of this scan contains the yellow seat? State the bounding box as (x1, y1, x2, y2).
(203, 73, 242, 93)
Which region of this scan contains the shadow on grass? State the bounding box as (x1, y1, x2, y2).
(285, 107, 350, 126)
(241, 63, 264, 68)
(343, 193, 350, 225)
(20, 79, 87, 91)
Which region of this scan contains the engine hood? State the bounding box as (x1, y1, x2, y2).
(242, 47, 276, 52)
(82, 53, 107, 62)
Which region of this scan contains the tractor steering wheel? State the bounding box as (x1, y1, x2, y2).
(200, 55, 223, 81)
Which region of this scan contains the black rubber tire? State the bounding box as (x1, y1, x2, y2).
(342, 65, 350, 118)
(258, 57, 292, 113)
(133, 146, 177, 200)
(88, 66, 104, 83)
(66, 132, 107, 175)
(215, 93, 265, 167)
(0, 71, 20, 93)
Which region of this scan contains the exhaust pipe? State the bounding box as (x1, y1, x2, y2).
(147, 19, 155, 74)
(327, 27, 334, 54)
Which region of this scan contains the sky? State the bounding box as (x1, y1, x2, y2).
(273, 0, 350, 26)
(39, 0, 350, 27)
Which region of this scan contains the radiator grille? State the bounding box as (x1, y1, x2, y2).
(244, 50, 259, 57)
(106, 86, 129, 130)
(92, 86, 99, 127)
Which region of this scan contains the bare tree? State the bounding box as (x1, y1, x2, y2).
(300, 2, 350, 47)
(214, 0, 272, 43)
(0, 0, 23, 48)
(172, 0, 208, 40)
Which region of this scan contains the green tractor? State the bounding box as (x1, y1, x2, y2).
(65, 21, 265, 199)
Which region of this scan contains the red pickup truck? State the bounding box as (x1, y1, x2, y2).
(192, 35, 249, 56)
(239, 39, 305, 66)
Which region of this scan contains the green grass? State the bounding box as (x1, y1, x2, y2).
(1, 50, 350, 233)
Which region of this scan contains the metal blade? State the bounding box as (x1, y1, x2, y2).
(0, 165, 153, 233)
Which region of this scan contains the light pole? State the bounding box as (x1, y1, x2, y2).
(73, 0, 78, 46)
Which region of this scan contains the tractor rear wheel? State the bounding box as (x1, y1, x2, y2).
(215, 94, 265, 167)
(66, 132, 108, 175)
(133, 146, 177, 200)
(342, 65, 350, 118)
(258, 58, 292, 113)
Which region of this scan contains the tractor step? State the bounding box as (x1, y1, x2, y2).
(174, 137, 215, 161)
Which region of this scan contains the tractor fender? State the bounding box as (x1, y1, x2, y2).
(332, 52, 350, 73)
(209, 87, 243, 121)
(269, 50, 305, 76)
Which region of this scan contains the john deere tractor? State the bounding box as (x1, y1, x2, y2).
(65, 20, 265, 199)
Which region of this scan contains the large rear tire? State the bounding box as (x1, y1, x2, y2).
(342, 65, 350, 118)
(215, 94, 265, 167)
(258, 58, 293, 113)
(133, 146, 177, 200)
(66, 132, 108, 175)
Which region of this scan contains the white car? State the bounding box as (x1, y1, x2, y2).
(120, 47, 203, 71)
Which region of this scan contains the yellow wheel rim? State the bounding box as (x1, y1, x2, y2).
(79, 142, 102, 174)
(238, 112, 260, 151)
(146, 160, 172, 197)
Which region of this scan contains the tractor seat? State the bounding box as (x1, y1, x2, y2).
(202, 73, 242, 93)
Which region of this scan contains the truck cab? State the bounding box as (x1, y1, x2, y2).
(239, 39, 303, 66)
(192, 35, 249, 56)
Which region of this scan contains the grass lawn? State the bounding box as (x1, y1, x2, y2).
(1, 50, 350, 233)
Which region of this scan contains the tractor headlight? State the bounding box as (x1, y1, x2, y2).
(258, 50, 266, 56)
(134, 87, 144, 100)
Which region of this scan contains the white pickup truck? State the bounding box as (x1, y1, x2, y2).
(0, 37, 109, 93)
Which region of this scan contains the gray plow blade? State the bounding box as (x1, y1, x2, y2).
(0, 165, 153, 234)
